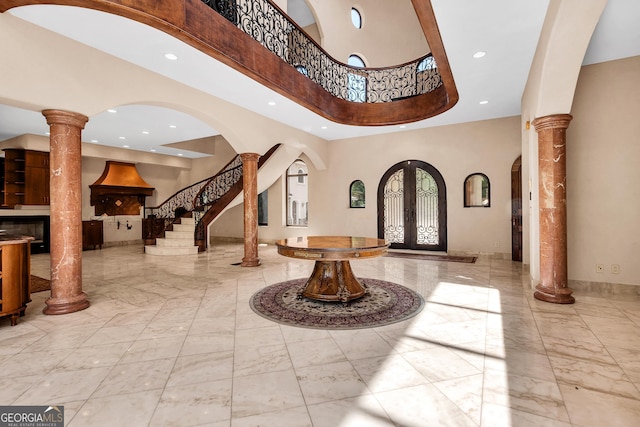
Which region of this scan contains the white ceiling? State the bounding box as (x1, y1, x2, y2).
(1, 0, 639, 158)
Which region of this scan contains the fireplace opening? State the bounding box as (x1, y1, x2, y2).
(0, 216, 50, 253)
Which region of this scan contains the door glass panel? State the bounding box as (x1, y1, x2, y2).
(416, 167, 439, 245)
(383, 169, 404, 243)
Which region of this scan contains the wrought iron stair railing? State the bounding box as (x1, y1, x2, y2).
(192, 155, 243, 250)
(143, 153, 243, 245)
(144, 144, 280, 251)
(193, 143, 280, 250)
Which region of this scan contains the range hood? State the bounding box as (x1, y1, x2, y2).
(89, 161, 155, 216)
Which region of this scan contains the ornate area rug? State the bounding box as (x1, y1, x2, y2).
(250, 278, 424, 330)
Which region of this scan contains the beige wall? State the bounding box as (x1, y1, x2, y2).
(0, 132, 235, 244)
(2, 4, 638, 289)
(0, 12, 328, 159)
(212, 116, 522, 257)
(301, 23, 321, 44)
(522, 0, 598, 284)
(566, 56, 640, 286)
(213, 56, 640, 289)
(307, 0, 428, 66)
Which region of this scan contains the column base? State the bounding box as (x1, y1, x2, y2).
(43, 292, 90, 315)
(534, 284, 575, 304)
(241, 257, 261, 267)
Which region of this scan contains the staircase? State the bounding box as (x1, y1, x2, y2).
(144, 217, 199, 255)
(143, 143, 296, 256)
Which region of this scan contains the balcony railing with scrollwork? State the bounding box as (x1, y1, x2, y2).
(202, 0, 442, 103)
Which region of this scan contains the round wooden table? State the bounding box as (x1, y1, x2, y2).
(275, 236, 389, 302)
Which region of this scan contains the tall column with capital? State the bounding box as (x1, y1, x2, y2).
(532, 114, 574, 304)
(240, 152, 261, 267)
(42, 109, 90, 314)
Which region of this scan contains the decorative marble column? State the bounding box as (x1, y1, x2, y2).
(42, 109, 90, 314)
(532, 114, 574, 304)
(240, 152, 261, 267)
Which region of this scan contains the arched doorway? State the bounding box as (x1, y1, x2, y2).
(511, 156, 523, 261)
(377, 160, 447, 251)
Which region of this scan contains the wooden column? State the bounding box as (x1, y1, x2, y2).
(533, 114, 574, 304)
(240, 152, 260, 267)
(42, 109, 90, 314)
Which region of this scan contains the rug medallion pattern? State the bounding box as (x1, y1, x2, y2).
(250, 278, 424, 330)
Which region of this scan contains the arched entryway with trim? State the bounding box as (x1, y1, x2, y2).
(377, 160, 447, 251)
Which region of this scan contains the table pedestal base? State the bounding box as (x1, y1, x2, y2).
(302, 260, 366, 302)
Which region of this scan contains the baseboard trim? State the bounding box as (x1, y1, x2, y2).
(569, 279, 640, 298)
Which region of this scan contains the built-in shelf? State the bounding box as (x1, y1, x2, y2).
(1, 149, 50, 208)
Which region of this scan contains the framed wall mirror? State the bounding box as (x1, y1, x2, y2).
(464, 173, 490, 207)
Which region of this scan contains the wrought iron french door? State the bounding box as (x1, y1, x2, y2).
(378, 160, 447, 251)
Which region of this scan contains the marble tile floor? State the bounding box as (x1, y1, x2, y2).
(2, 244, 640, 426)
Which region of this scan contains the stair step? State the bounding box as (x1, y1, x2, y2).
(172, 223, 195, 233)
(156, 238, 197, 248)
(145, 245, 198, 256)
(179, 217, 195, 225)
(165, 230, 193, 239)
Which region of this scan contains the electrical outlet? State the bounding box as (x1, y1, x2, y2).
(596, 264, 604, 273)
(611, 264, 620, 274)
(494, 241, 500, 248)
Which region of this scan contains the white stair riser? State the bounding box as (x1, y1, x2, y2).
(145, 245, 198, 255)
(156, 238, 197, 248)
(164, 231, 193, 239)
(172, 224, 195, 233)
(145, 218, 198, 255)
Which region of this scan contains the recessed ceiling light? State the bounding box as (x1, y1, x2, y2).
(107, 109, 117, 113)
(150, 148, 156, 152)
(123, 145, 129, 148)
(321, 126, 327, 130)
(267, 101, 276, 106)
(119, 136, 126, 139)
(479, 100, 489, 105)
(177, 153, 183, 156)
(44, 132, 50, 136)
(169, 125, 177, 129)
(142, 131, 149, 135)
(90, 139, 98, 143)
(473, 51, 486, 59)
(164, 53, 178, 61)
(399, 125, 407, 129)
